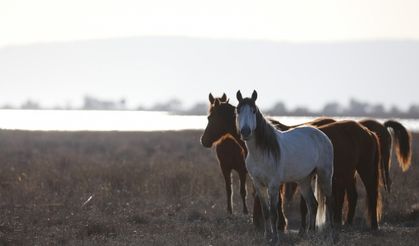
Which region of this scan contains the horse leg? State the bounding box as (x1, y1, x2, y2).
(284, 182, 298, 202)
(253, 194, 264, 231)
(358, 169, 379, 230)
(254, 182, 271, 240)
(268, 185, 280, 244)
(326, 190, 335, 230)
(238, 170, 249, 214)
(222, 168, 233, 214)
(333, 183, 345, 227)
(299, 195, 308, 234)
(345, 177, 358, 226)
(299, 177, 317, 232)
(277, 187, 287, 232)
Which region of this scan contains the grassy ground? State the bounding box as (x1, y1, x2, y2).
(0, 130, 418, 245)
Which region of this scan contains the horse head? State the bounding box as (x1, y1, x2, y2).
(200, 93, 236, 148)
(236, 90, 258, 140)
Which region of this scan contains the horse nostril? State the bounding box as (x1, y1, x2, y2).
(240, 127, 251, 137)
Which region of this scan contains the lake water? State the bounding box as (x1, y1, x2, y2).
(0, 109, 418, 132)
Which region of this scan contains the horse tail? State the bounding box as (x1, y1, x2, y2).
(384, 120, 412, 172)
(315, 174, 327, 228)
(315, 136, 334, 229)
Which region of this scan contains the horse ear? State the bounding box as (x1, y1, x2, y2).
(220, 93, 227, 102)
(209, 93, 215, 104)
(236, 90, 243, 102)
(251, 90, 257, 101)
(214, 98, 220, 107)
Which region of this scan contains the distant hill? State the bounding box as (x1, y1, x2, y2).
(0, 37, 418, 110)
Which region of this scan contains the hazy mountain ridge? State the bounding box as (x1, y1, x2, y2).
(0, 37, 418, 111)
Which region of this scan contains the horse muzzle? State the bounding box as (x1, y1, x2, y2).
(240, 127, 251, 140)
(200, 136, 213, 148)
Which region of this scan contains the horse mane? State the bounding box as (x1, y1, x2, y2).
(254, 108, 281, 161)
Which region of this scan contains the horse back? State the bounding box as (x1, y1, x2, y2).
(318, 120, 378, 178)
(319, 120, 373, 143)
(280, 126, 333, 163)
(308, 117, 336, 127)
(276, 126, 333, 182)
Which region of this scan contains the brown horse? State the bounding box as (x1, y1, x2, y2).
(200, 94, 288, 231)
(200, 93, 249, 215)
(318, 121, 382, 230)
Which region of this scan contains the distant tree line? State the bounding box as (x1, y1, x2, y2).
(266, 98, 419, 119)
(1, 96, 419, 118)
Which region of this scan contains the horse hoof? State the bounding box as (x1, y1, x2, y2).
(264, 231, 273, 240)
(253, 223, 264, 233)
(267, 235, 279, 246)
(298, 229, 305, 236)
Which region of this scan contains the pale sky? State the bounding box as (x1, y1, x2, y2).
(1, 0, 418, 111)
(1, 0, 419, 47)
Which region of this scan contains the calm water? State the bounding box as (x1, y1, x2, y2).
(0, 109, 418, 132)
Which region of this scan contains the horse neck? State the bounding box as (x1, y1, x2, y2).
(252, 109, 281, 160)
(230, 130, 248, 156)
(214, 103, 248, 156)
(226, 109, 248, 155)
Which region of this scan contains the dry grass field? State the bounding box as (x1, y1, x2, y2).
(0, 129, 418, 245)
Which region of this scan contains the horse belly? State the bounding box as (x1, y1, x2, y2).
(279, 160, 317, 183)
(279, 145, 323, 182)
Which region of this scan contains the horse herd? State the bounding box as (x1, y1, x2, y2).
(200, 90, 412, 244)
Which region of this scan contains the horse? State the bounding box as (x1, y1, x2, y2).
(200, 93, 249, 215)
(236, 90, 334, 242)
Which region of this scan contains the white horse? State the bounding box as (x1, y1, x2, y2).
(236, 90, 334, 243)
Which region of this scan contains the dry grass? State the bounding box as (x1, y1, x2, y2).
(0, 130, 418, 245)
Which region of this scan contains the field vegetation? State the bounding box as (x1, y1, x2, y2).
(0, 130, 418, 245)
